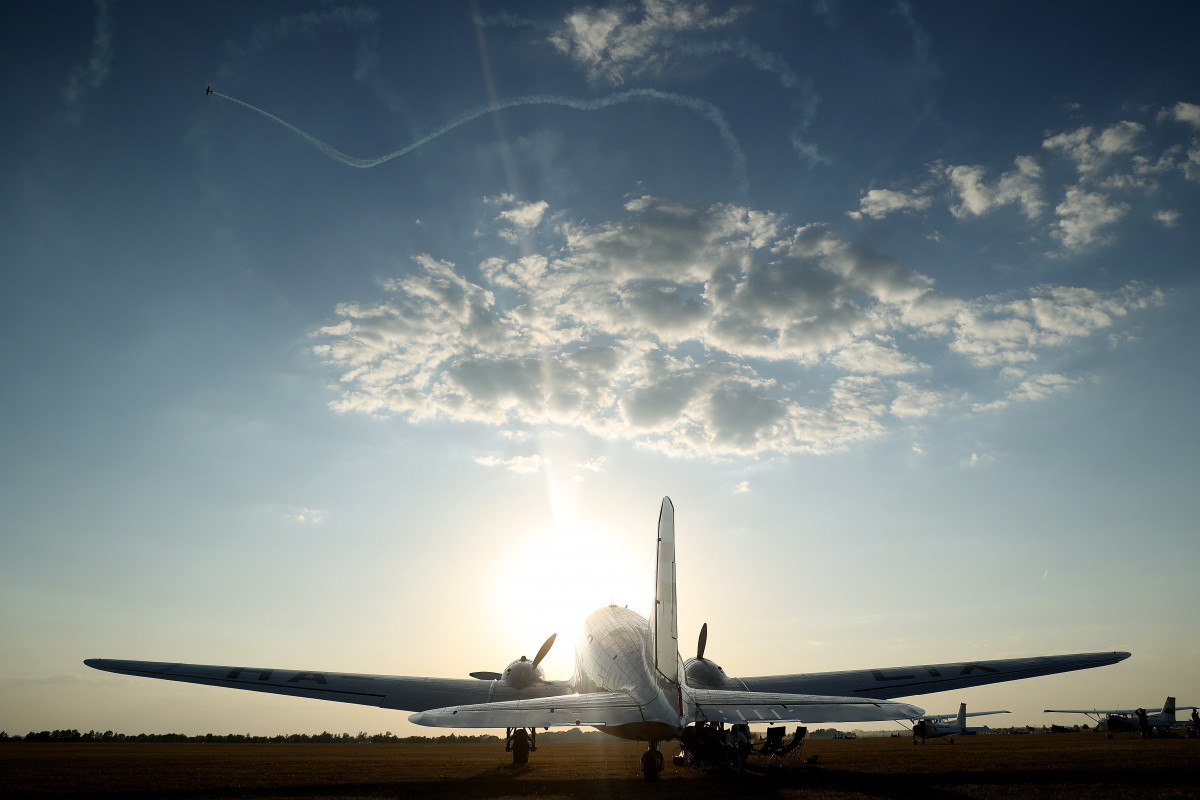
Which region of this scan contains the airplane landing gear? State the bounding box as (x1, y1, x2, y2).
(505, 727, 537, 765)
(640, 740, 665, 781)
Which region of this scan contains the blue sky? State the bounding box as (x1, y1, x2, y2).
(2, 0, 1197, 736)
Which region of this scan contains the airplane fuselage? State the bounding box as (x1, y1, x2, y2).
(572, 605, 685, 740)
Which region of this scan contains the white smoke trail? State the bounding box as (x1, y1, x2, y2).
(210, 88, 748, 192)
(62, 0, 115, 125)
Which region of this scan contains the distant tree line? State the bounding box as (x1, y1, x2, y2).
(0, 730, 501, 744)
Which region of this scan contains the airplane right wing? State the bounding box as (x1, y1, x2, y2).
(84, 659, 572, 711)
(733, 651, 1130, 700)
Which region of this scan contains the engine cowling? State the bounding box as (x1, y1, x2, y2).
(470, 633, 556, 689)
(682, 623, 733, 689)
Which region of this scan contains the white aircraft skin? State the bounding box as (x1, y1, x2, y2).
(1045, 696, 1197, 735)
(912, 702, 1009, 744)
(86, 497, 1132, 780)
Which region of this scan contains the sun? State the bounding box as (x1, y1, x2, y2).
(491, 513, 648, 680)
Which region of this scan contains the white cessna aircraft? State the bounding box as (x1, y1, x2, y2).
(87, 498, 1130, 780)
(1045, 696, 1196, 737)
(911, 702, 1010, 744)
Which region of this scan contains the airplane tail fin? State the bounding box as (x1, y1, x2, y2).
(650, 497, 679, 684)
(1164, 696, 1176, 720)
(957, 702, 967, 730)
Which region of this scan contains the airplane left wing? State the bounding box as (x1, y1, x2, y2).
(734, 651, 1130, 700)
(84, 659, 572, 711)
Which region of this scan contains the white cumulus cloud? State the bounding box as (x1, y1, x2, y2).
(313, 197, 1160, 458)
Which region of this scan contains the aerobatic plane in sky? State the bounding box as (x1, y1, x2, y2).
(911, 702, 1010, 744)
(87, 497, 1130, 780)
(1045, 696, 1197, 737)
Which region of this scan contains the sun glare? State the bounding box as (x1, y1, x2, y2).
(491, 511, 648, 680)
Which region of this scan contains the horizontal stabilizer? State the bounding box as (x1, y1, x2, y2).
(409, 691, 645, 728)
(689, 688, 923, 724)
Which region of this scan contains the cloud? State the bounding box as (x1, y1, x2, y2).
(314, 197, 1160, 458)
(1166, 101, 1200, 128)
(1154, 209, 1181, 227)
(965, 452, 995, 468)
(944, 156, 1044, 220)
(1043, 122, 1145, 176)
(474, 454, 549, 473)
(284, 508, 324, 524)
(489, 194, 550, 242)
(549, 0, 742, 84)
(949, 283, 1160, 366)
(577, 456, 606, 472)
(733, 480, 750, 493)
(61, 0, 115, 125)
(847, 188, 932, 220)
(890, 383, 946, 419)
(973, 372, 1077, 412)
(1052, 188, 1129, 251)
(848, 108, 1200, 255)
(891, 0, 936, 76)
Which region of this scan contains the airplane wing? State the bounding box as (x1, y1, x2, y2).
(84, 659, 572, 711)
(1043, 708, 1134, 715)
(689, 689, 923, 724)
(410, 691, 646, 728)
(734, 651, 1130, 699)
(924, 710, 1009, 722)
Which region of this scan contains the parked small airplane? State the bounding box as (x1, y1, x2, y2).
(1045, 697, 1197, 737)
(911, 702, 1009, 744)
(87, 498, 1130, 780)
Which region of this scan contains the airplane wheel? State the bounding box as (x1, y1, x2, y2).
(640, 748, 663, 781)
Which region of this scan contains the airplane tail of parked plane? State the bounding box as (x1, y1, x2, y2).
(1163, 696, 1176, 721)
(956, 702, 967, 730)
(651, 497, 679, 685)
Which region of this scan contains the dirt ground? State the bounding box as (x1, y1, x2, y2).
(2, 732, 1199, 799)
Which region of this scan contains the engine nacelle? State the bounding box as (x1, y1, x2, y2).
(469, 633, 557, 688)
(501, 655, 546, 689)
(683, 656, 731, 689)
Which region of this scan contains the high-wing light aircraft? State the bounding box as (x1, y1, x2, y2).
(911, 702, 1010, 744)
(87, 497, 1130, 780)
(1045, 696, 1196, 737)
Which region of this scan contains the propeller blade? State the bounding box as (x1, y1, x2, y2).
(697, 623, 708, 660)
(469, 671, 502, 680)
(531, 633, 557, 669)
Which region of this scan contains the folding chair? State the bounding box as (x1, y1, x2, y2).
(751, 726, 787, 763)
(774, 726, 807, 767)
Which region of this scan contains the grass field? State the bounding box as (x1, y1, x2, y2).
(2, 733, 1198, 799)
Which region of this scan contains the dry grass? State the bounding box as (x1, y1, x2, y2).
(2, 733, 1198, 799)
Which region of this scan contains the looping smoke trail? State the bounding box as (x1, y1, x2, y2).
(209, 88, 748, 193)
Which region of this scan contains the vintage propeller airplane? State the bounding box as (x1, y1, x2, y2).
(911, 702, 1010, 744)
(86, 497, 1130, 780)
(1045, 696, 1197, 737)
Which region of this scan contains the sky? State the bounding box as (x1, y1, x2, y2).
(2, 0, 1198, 737)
